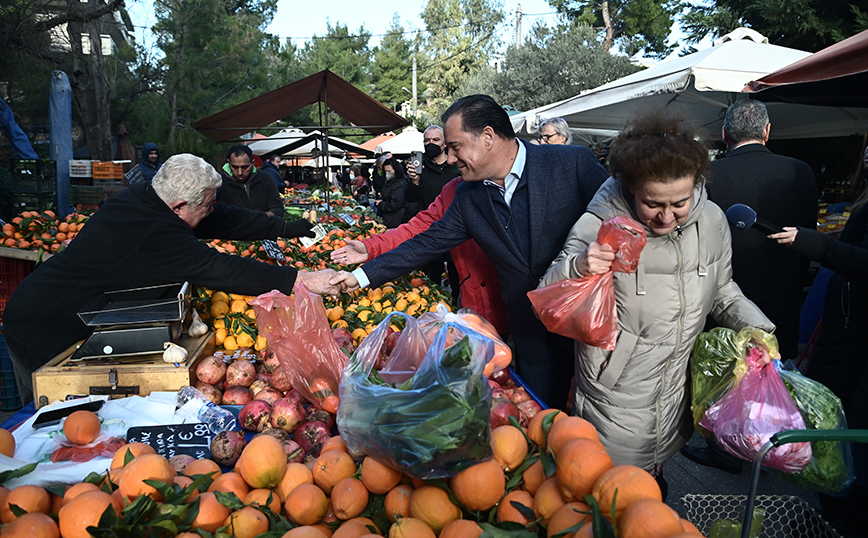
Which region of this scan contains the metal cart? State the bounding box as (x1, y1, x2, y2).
(682, 429, 868, 538)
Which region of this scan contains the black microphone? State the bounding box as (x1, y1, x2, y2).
(725, 204, 785, 235)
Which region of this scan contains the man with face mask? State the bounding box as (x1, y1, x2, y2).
(406, 126, 460, 216)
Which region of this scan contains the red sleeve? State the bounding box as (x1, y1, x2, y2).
(364, 177, 461, 260)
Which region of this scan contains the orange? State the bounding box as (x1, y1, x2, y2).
(496, 490, 535, 526)
(312, 450, 357, 495)
(527, 409, 565, 449)
(286, 483, 329, 525)
(48, 491, 63, 514)
(617, 498, 682, 538)
(0, 428, 15, 457)
(282, 527, 330, 538)
(490, 425, 529, 472)
(57, 490, 118, 538)
(63, 410, 101, 445)
(330, 477, 369, 520)
(360, 456, 403, 495)
(555, 438, 614, 501)
(274, 462, 314, 502)
(62, 482, 100, 505)
(439, 519, 484, 538)
(449, 459, 505, 511)
(110, 442, 156, 469)
(388, 517, 436, 538)
(521, 459, 545, 495)
(333, 517, 380, 538)
(409, 485, 461, 535)
(183, 458, 222, 479)
(173, 475, 199, 503)
(321, 435, 348, 453)
(223, 505, 270, 538)
(546, 416, 599, 456)
(668, 534, 705, 538)
(117, 453, 176, 502)
(547, 501, 591, 538)
(383, 484, 413, 523)
(2, 485, 51, 523)
(245, 488, 282, 514)
(207, 471, 251, 499)
(591, 465, 662, 522)
(1, 511, 59, 538)
(532, 477, 566, 525)
(190, 492, 231, 533)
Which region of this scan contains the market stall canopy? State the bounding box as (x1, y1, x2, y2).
(374, 126, 423, 156)
(246, 128, 372, 158)
(302, 155, 347, 167)
(361, 132, 396, 153)
(744, 29, 868, 108)
(511, 28, 819, 142)
(191, 70, 410, 143)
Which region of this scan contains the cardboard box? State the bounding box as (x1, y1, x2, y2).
(32, 332, 214, 409)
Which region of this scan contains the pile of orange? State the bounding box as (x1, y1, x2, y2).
(0, 210, 89, 253)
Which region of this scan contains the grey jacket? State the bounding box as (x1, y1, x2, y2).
(540, 177, 772, 469)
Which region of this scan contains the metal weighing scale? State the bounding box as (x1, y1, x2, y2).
(71, 282, 191, 361)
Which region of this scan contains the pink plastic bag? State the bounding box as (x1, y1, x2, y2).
(250, 282, 349, 413)
(700, 350, 812, 473)
(527, 216, 646, 350)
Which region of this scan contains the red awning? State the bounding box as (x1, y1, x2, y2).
(191, 70, 409, 143)
(744, 30, 868, 107)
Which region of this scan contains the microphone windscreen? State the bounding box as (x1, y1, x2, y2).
(725, 203, 757, 230)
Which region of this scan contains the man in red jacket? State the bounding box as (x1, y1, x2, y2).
(330, 176, 508, 336)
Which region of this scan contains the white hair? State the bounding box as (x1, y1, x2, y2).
(152, 154, 222, 207)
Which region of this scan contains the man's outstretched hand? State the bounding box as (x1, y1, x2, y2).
(330, 238, 369, 265)
(296, 269, 341, 299)
(330, 271, 360, 293)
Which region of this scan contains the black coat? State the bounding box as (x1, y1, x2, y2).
(217, 168, 284, 215)
(405, 155, 460, 217)
(260, 161, 285, 191)
(707, 144, 818, 359)
(791, 205, 868, 428)
(378, 175, 408, 229)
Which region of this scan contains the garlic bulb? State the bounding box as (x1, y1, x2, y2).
(163, 342, 188, 363)
(188, 309, 208, 338)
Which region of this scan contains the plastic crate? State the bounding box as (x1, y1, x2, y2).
(69, 160, 92, 178)
(14, 192, 57, 214)
(92, 161, 124, 180)
(0, 334, 21, 410)
(0, 257, 34, 324)
(11, 159, 56, 194)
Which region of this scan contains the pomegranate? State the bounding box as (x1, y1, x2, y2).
(270, 366, 293, 392)
(257, 428, 291, 444)
(491, 387, 508, 400)
(239, 400, 272, 432)
(262, 351, 281, 373)
(285, 388, 304, 402)
(226, 360, 256, 387)
(196, 383, 223, 405)
(248, 377, 271, 397)
(509, 387, 533, 405)
(282, 439, 305, 464)
(305, 406, 336, 431)
(195, 355, 227, 385)
(292, 420, 331, 459)
(271, 397, 306, 432)
(254, 387, 284, 406)
(332, 327, 355, 352)
(489, 367, 513, 387)
(517, 399, 543, 428)
(490, 397, 521, 429)
(168, 454, 196, 474)
(210, 430, 247, 467)
(222, 385, 252, 405)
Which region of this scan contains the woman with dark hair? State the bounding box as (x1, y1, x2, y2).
(540, 110, 775, 496)
(376, 158, 409, 228)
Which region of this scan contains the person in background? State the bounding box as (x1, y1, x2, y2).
(3, 154, 340, 406)
(217, 145, 283, 216)
(261, 153, 287, 192)
(768, 144, 868, 538)
(376, 158, 409, 229)
(125, 143, 162, 185)
(538, 117, 572, 145)
(330, 94, 608, 408)
(539, 110, 775, 499)
(370, 155, 389, 196)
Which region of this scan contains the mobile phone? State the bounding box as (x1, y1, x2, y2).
(410, 151, 423, 176)
(32, 400, 105, 429)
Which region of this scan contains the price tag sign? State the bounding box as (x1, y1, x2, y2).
(299, 224, 329, 249)
(260, 239, 285, 261)
(338, 213, 357, 226)
(126, 423, 212, 459)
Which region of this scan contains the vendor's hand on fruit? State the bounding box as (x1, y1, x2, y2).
(296, 269, 341, 299)
(331, 239, 369, 265)
(330, 271, 360, 293)
(575, 241, 616, 276)
(768, 226, 798, 246)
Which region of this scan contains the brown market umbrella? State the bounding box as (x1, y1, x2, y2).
(115, 124, 136, 173)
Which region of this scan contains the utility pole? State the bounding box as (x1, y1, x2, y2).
(515, 4, 523, 47)
(412, 57, 418, 117)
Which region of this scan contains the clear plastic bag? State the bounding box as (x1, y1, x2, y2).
(700, 353, 812, 473)
(528, 216, 646, 350)
(250, 283, 349, 413)
(337, 312, 494, 479)
(774, 361, 854, 492)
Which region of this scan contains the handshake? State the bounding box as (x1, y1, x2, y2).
(296, 269, 361, 299)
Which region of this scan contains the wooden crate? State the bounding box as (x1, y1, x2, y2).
(32, 332, 214, 409)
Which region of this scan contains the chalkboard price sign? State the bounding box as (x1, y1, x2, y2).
(260, 239, 286, 261)
(126, 423, 212, 459)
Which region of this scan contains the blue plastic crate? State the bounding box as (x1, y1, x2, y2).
(0, 370, 21, 410)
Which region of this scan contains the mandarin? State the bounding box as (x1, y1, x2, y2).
(449, 459, 505, 511)
(63, 410, 101, 445)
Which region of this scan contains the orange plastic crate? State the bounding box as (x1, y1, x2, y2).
(92, 161, 124, 179)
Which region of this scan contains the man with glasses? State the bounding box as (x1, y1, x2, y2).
(4, 154, 339, 405)
(538, 117, 573, 145)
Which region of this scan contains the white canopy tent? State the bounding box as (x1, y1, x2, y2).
(510, 28, 868, 144)
(374, 126, 423, 156)
(302, 156, 348, 168)
(246, 128, 368, 158)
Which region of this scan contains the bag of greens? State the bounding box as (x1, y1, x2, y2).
(337, 312, 494, 479)
(773, 361, 855, 492)
(689, 327, 778, 437)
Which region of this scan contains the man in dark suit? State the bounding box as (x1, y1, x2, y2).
(682, 99, 818, 473)
(332, 95, 608, 408)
